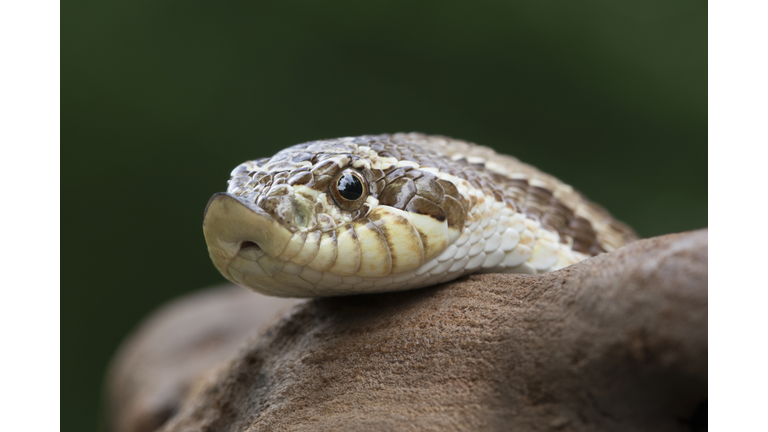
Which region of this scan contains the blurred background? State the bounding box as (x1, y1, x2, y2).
(63, 0, 706, 430)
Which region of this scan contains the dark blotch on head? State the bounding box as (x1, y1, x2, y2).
(412, 173, 444, 203)
(437, 179, 460, 200)
(385, 167, 408, 184)
(439, 195, 466, 231)
(378, 177, 417, 209)
(405, 196, 446, 222)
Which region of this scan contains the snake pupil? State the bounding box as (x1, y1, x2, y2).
(337, 173, 363, 200)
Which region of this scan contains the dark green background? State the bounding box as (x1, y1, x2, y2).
(63, 0, 706, 430)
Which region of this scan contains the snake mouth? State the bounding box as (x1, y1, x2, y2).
(203, 193, 293, 280)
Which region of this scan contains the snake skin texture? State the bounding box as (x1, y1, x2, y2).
(203, 133, 638, 297)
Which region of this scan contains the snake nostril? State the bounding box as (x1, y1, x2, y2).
(238, 241, 265, 260)
(239, 241, 260, 251)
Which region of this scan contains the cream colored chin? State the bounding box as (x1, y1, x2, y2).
(203, 193, 293, 285)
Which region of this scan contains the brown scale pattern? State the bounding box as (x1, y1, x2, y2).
(229, 134, 637, 255)
(376, 166, 466, 231)
(377, 167, 461, 227)
(346, 134, 637, 255)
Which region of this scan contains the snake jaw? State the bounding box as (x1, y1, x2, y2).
(203, 192, 293, 282)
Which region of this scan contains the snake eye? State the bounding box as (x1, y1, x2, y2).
(330, 169, 367, 211)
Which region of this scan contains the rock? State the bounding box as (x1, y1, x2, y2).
(107, 230, 708, 432)
(106, 288, 295, 432)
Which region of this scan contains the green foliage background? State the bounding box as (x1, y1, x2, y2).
(63, 1, 706, 430)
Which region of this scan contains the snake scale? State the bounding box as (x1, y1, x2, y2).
(203, 133, 638, 297)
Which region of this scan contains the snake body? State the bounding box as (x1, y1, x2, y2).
(203, 133, 638, 297)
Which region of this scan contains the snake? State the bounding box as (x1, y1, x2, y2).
(203, 133, 638, 297)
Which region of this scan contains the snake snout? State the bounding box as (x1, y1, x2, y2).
(203, 192, 293, 261)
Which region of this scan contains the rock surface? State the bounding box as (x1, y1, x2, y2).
(107, 230, 708, 432)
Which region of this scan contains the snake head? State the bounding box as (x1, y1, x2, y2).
(202, 134, 631, 297)
(203, 136, 469, 297)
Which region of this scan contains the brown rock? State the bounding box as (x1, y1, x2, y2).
(106, 288, 295, 432)
(107, 230, 707, 432)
